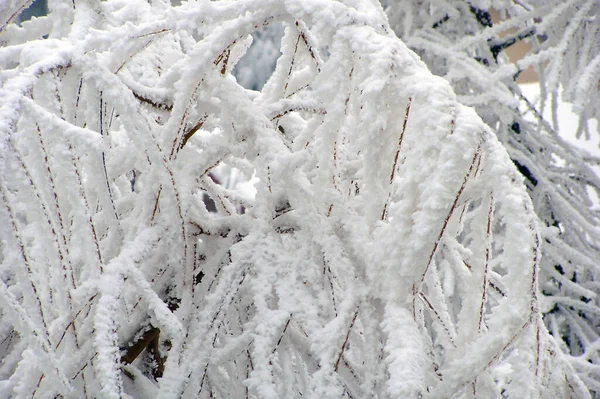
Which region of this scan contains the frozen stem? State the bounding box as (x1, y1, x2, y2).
(334, 308, 359, 372)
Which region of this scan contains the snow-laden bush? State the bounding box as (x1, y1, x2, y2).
(383, 1, 600, 393)
(0, 0, 587, 397)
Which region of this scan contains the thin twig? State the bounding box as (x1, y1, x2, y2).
(99, 93, 122, 234)
(271, 317, 292, 354)
(382, 97, 412, 220)
(478, 193, 494, 333)
(419, 292, 456, 346)
(70, 146, 104, 272)
(35, 124, 77, 290)
(0, 183, 51, 345)
(334, 308, 359, 372)
(417, 144, 482, 289)
(295, 21, 322, 72)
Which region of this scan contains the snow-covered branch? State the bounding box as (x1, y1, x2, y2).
(0, 0, 586, 397)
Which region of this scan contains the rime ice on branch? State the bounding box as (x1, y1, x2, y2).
(384, 1, 600, 394)
(0, 0, 588, 398)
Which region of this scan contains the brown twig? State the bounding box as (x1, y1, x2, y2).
(271, 317, 292, 354)
(11, 143, 71, 282)
(419, 292, 456, 346)
(151, 186, 162, 223)
(214, 41, 236, 74)
(55, 295, 98, 350)
(478, 193, 494, 333)
(246, 349, 254, 399)
(295, 21, 322, 72)
(199, 269, 248, 396)
(473, 151, 483, 178)
(0, 331, 15, 347)
(382, 97, 412, 220)
(71, 146, 104, 272)
(334, 308, 359, 372)
(72, 353, 97, 380)
(151, 131, 188, 265)
(267, 166, 273, 193)
(270, 106, 326, 120)
(389, 98, 412, 185)
(322, 257, 338, 316)
(284, 34, 302, 94)
(131, 90, 173, 111)
(168, 79, 204, 160)
(532, 229, 542, 377)
(32, 373, 45, 398)
(0, 183, 51, 345)
(136, 28, 170, 39)
(99, 92, 122, 233)
(327, 204, 334, 217)
(180, 115, 207, 149)
(417, 144, 482, 289)
(35, 124, 77, 289)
